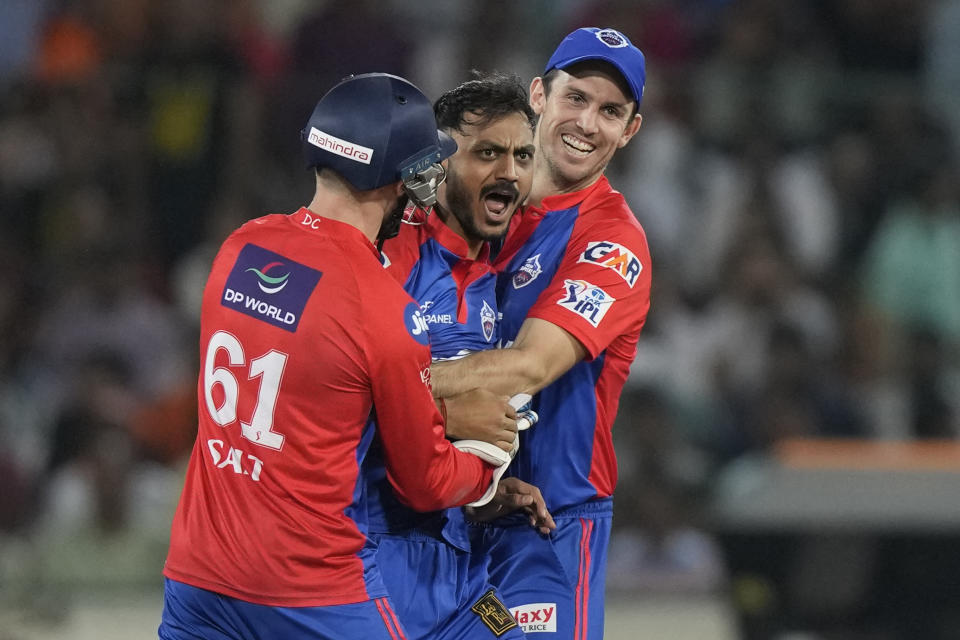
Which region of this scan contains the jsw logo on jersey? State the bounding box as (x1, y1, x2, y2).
(509, 603, 557, 633)
(578, 241, 642, 287)
(558, 279, 614, 327)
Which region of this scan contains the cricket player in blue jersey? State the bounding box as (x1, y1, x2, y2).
(363, 72, 555, 640)
(431, 29, 652, 638)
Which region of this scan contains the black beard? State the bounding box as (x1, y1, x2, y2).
(377, 194, 408, 248)
(443, 171, 517, 243)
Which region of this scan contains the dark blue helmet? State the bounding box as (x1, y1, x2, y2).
(301, 73, 456, 203)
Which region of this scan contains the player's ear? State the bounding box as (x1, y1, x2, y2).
(617, 113, 642, 149)
(529, 77, 546, 116)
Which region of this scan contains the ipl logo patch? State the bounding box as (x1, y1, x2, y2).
(480, 300, 496, 342)
(578, 241, 643, 287)
(557, 279, 614, 327)
(512, 254, 543, 289)
(596, 28, 628, 48)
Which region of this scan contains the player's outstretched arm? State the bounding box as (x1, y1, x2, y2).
(431, 317, 586, 399)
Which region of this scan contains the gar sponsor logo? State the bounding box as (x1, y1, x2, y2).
(222, 244, 322, 332)
(306, 127, 373, 164)
(578, 241, 642, 287)
(557, 279, 614, 327)
(509, 602, 557, 634)
(512, 253, 543, 289)
(480, 300, 496, 342)
(405, 301, 430, 345)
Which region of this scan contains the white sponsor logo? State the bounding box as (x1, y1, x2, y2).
(223, 288, 297, 325)
(307, 127, 373, 164)
(557, 279, 614, 327)
(509, 603, 557, 633)
(420, 300, 453, 325)
(578, 241, 643, 287)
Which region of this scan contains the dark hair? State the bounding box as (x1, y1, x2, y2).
(434, 71, 536, 134)
(541, 64, 639, 120)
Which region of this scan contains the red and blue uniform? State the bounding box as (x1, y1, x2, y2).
(474, 176, 651, 638)
(160, 208, 493, 640)
(363, 211, 524, 640)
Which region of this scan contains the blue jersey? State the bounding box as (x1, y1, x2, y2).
(492, 176, 652, 511)
(364, 211, 499, 551)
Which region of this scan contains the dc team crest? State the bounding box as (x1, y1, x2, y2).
(480, 300, 496, 342)
(512, 254, 543, 289)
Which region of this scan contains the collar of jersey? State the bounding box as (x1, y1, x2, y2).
(525, 175, 611, 215)
(423, 209, 491, 263)
(290, 207, 380, 259)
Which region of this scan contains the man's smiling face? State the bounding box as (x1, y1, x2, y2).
(529, 62, 641, 195)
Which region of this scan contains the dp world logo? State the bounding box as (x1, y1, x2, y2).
(246, 262, 291, 294)
(595, 28, 628, 48)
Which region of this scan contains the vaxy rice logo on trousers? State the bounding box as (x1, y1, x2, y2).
(509, 603, 557, 633)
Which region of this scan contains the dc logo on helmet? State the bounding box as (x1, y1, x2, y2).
(595, 29, 628, 48)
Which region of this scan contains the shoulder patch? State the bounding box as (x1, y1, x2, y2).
(221, 244, 322, 332)
(557, 279, 615, 327)
(577, 241, 642, 287)
(470, 590, 519, 637)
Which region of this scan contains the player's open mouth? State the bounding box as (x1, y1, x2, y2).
(561, 133, 594, 156)
(482, 190, 516, 218)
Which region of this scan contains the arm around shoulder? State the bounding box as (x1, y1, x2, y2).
(432, 317, 586, 398)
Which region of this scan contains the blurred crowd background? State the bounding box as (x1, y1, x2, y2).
(1, 0, 959, 638)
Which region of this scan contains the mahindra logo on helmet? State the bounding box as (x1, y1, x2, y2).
(308, 127, 373, 165)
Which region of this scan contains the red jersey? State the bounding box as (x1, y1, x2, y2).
(493, 176, 652, 510)
(164, 208, 493, 607)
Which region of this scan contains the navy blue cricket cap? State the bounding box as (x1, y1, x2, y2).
(544, 27, 646, 107)
(302, 72, 457, 191)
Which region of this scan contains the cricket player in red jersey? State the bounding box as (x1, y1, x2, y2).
(431, 29, 652, 638)
(159, 73, 511, 640)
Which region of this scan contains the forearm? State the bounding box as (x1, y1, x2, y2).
(431, 345, 546, 399)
